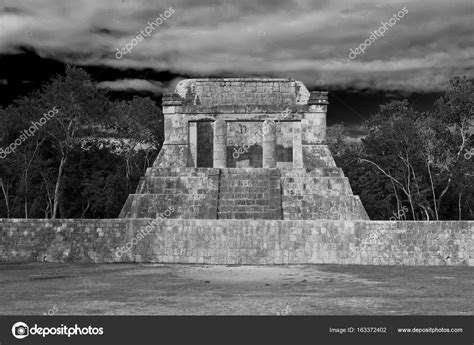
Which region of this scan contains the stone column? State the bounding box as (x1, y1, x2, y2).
(302, 91, 328, 145)
(213, 119, 227, 168)
(292, 121, 303, 168)
(187, 122, 197, 167)
(262, 120, 277, 168)
(301, 91, 336, 168)
(158, 93, 188, 167)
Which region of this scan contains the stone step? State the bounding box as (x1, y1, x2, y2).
(218, 198, 280, 205)
(119, 194, 217, 219)
(281, 176, 353, 196)
(219, 211, 281, 220)
(145, 167, 219, 177)
(219, 192, 280, 200)
(218, 178, 281, 187)
(280, 168, 344, 177)
(144, 167, 343, 177)
(218, 187, 278, 195)
(282, 195, 369, 220)
(218, 168, 280, 176)
(137, 177, 218, 194)
(123, 192, 219, 204)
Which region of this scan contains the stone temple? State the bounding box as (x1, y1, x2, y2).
(120, 78, 369, 221)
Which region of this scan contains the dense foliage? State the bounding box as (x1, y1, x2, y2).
(0, 66, 162, 219)
(328, 76, 473, 220)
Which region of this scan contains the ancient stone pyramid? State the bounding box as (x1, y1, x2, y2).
(120, 78, 368, 221)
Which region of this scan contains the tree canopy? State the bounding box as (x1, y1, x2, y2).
(0, 66, 162, 219)
(328, 76, 473, 220)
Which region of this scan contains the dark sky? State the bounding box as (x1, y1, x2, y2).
(1, 0, 472, 139)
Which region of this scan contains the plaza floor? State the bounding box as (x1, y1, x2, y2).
(0, 263, 472, 315)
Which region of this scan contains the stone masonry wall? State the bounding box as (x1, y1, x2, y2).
(1, 219, 472, 266)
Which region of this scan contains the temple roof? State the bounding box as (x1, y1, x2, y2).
(174, 78, 310, 107)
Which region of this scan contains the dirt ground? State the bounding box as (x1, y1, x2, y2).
(0, 263, 472, 315)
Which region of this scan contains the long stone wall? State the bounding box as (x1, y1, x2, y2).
(1, 219, 472, 266)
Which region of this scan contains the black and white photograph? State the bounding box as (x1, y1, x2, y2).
(0, 0, 473, 344)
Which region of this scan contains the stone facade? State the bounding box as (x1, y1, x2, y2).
(120, 78, 368, 221)
(156, 78, 325, 169)
(1, 219, 472, 266)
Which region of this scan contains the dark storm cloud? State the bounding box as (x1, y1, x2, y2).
(1, 7, 25, 15)
(97, 79, 168, 93)
(0, 0, 472, 92)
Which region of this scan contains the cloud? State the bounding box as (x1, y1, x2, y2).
(96, 77, 185, 93)
(96, 79, 167, 93)
(345, 123, 368, 141)
(0, 0, 472, 92)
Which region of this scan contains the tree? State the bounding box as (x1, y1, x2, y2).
(0, 92, 50, 218)
(39, 66, 111, 218)
(360, 100, 428, 219)
(431, 76, 473, 218)
(108, 96, 162, 192)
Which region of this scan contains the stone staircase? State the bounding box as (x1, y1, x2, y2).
(217, 169, 282, 219)
(119, 167, 368, 221)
